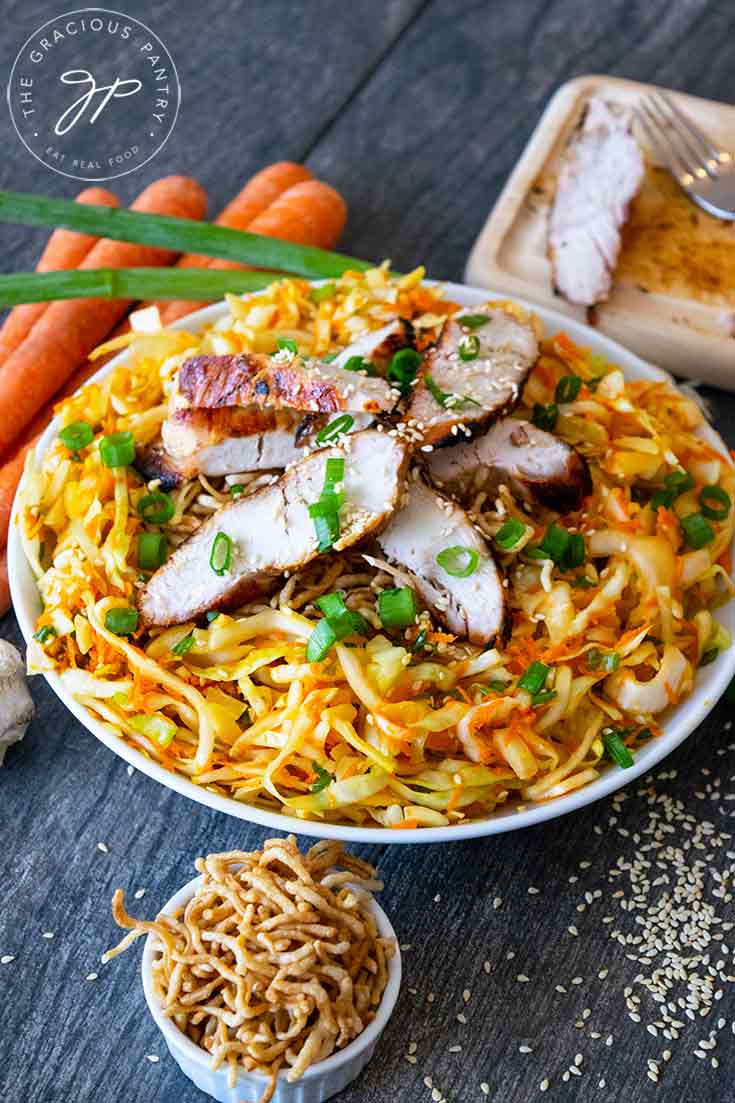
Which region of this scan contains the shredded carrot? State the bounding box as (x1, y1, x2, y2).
(390, 818, 420, 830)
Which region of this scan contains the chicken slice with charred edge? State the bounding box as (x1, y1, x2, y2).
(548, 97, 644, 307)
(175, 350, 399, 415)
(376, 478, 507, 646)
(136, 408, 375, 486)
(407, 304, 538, 447)
(138, 429, 409, 627)
(426, 417, 592, 513)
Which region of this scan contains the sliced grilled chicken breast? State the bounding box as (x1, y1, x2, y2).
(548, 97, 644, 307)
(176, 351, 399, 415)
(162, 406, 303, 475)
(376, 478, 506, 646)
(139, 429, 409, 627)
(407, 304, 537, 447)
(426, 418, 592, 513)
(331, 319, 413, 370)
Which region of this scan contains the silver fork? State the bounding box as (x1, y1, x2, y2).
(637, 91, 735, 221)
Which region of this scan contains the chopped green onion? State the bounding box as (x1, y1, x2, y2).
(137, 491, 174, 524)
(311, 512, 340, 552)
(571, 575, 595, 589)
(99, 431, 135, 468)
(105, 607, 138, 636)
(699, 647, 719, 667)
(309, 458, 345, 551)
(487, 679, 509, 693)
(315, 414, 354, 445)
(699, 485, 731, 521)
(538, 523, 570, 565)
(33, 625, 57, 644)
(322, 352, 338, 363)
(387, 347, 421, 393)
(129, 713, 177, 747)
(555, 375, 581, 404)
(602, 728, 634, 769)
(310, 282, 336, 303)
(59, 420, 93, 452)
(0, 189, 372, 280)
(306, 617, 338, 663)
(680, 512, 715, 549)
(425, 374, 451, 408)
(587, 649, 620, 673)
(531, 690, 557, 707)
(456, 314, 489, 330)
(379, 586, 417, 628)
(206, 611, 220, 623)
(651, 469, 695, 510)
(518, 661, 549, 695)
(459, 334, 480, 361)
(229, 484, 245, 498)
(411, 628, 428, 653)
(436, 545, 480, 578)
(138, 532, 167, 570)
(311, 761, 332, 792)
(324, 457, 345, 487)
(565, 533, 586, 569)
(532, 402, 558, 431)
(209, 531, 232, 575)
(277, 337, 298, 354)
(494, 518, 526, 551)
(342, 355, 375, 376)
(172, 632, 195, 657)
(315, 592, 348, 619)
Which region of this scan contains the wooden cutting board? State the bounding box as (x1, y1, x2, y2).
(465, 75, 735, 390)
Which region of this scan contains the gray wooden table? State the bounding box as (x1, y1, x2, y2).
(2, 2, 735, 1101)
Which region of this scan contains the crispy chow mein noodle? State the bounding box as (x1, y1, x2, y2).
(105, 836, 394, 1102)
(20, 267, 735, 828)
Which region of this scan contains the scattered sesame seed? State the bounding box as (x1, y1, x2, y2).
(1, 955, 15, 965)
(463, 989, 471, 1003)
(96, 842, 109, 854)
(145, 1054, 159, 1064)
(539, 1079, 549, 1093)
(85, 972, 98, 982)
(126, 764, 134, 776)
(448, 1044, 462, 1053)
(456, 1013, 467, 1025)
(480, 1085, 490, 1097)
(519, 1044, 532, 1054)
(134, 888, 146, 900)
(493, 897, 502, 910)
(527, 886, 540, 895)
(517, 974, 530, 984)
(434, 893, 441, 903)
(42, 932, 54, 940)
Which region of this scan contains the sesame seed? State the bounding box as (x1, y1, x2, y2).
(539, 1079, 549, 1092)
(1, 955, 15, 965)
(145, 1055, 159, 1064)
(527, 886, 540, 895)
(519, 1044, 532, 1054)
(493, 897, 502, 910)
(42, 932, 54, 940)
(85, 972, 98, 982)
(517, 974, 530, 984)
(456, 1013, 467, 1024)
(480, 1085, 490, 1097)
(463, 989, 471, 1002)
(97, 842, 109, 854)
(448, 1044, 461, 1053)
(134, 888, 146, 900)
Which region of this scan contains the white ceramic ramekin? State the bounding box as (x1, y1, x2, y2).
(141, 875, 402, 1103)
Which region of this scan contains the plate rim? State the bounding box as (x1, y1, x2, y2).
(8, 279, 735, 843)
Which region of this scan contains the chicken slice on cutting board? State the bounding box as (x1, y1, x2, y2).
(406, 303, 538, 447)
(426, 417, 592, 513)
(376, 478, 507, 646)
(175, 350, 399, 415)
(548, 97, 645, 307)
(139, 429, 409, 627)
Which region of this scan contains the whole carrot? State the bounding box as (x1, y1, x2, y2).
(177, 162, 312, 269)
(159, 178, 347, 326)
(0, 186, 120, 364)
(0, 176, 207, 455)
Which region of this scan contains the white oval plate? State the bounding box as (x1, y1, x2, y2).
(9, 282, 735, 843)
